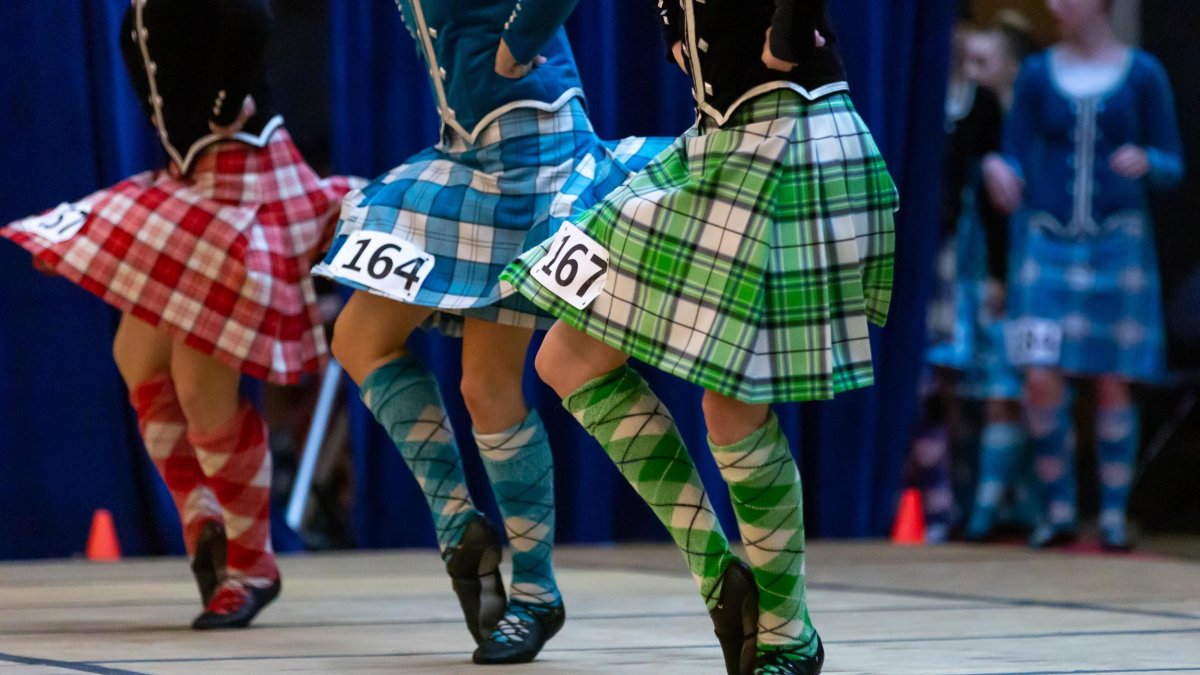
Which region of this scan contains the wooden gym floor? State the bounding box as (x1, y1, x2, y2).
(1, 543, 1198, 674)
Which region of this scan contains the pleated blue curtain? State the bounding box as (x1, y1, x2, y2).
(329, 0, 955, 546)
(0, 2, 178, 559)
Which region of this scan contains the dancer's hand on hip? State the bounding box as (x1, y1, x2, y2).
(496, 39, 546, 79)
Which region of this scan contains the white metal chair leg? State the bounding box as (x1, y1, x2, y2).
(286, 358, 344, 532)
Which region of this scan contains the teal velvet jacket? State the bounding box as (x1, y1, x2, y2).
(394, 0, 585, 141)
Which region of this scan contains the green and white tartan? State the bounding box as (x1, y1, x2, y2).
(501, 90, 898, 403)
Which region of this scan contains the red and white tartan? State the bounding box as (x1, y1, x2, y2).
(1, 130, 360, 384)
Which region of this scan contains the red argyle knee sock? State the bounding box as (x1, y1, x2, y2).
(130, 375, 223, 557)
(188, 403, 277, 583)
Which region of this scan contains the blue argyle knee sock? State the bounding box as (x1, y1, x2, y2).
(1096, 406, 1139, 544)
(1027, 387, 1078, 545)
(966, 422, 1025, 538)
(474, 410, 562, 607)
(361, 356, 479, 555)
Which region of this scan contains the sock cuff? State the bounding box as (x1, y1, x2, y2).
(708, 411, 782, 457)
(129, 373, 177, 417)
(1096, 405, 1139, 442)
(187, 402, 261, 452)
(361, 354, 428, 396)
(360, 354, 440, 414)
(711, 412, 796, 485)
(981, 421, 1024, 447)
(562, 364, 656, 430)
(473, 408, 545, 448)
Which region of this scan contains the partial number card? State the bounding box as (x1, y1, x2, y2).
(1005, 317, 1063, 367)
(329, 230, 435, 303)
(531, 222, 609, 310)
(18, 203, 90, 244)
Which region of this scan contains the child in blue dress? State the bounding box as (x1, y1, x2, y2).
(984, 0, 1183, 550)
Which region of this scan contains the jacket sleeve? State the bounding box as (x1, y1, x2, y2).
(1000, 60, 1042, 182)
(502, 0, 582, 64)
(656, 0, 683, 62)
(1138, 56, 1185, 190)
(769, 0, 825, 63)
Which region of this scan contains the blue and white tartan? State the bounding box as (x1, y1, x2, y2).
(1008, 208, 1166, 381)
(927, 180, 1022, 400)
(314, 96, 671, 333)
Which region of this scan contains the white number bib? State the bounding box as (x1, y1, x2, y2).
(1005, 318, 1063, 366)
(330, 230, 435, 302)
(17, 203, 90, 244)
(530, 223, 610, 310)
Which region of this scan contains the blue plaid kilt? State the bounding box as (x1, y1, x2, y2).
(313, 96, 670, 334)
(1008, 208, 1166, 381)
(927, 186, 1022, 400)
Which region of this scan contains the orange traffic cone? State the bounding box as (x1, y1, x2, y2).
(891, 489, 926, 545)
(86, 509, 122, 561)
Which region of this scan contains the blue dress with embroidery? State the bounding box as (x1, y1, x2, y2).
(1003, 49, 1184, 381)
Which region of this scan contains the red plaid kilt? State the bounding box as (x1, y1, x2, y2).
(1, 130, 359, 384)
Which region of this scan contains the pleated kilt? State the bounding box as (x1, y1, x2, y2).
(501, 89, 898, 403)
(1008, 208, 1166, 381)
(1, 130, 359, 384)
(926, 189, 1022, 400)
(313, 96, 671, 335)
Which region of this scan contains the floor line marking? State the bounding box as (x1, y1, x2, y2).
(0, 651, 147, 675)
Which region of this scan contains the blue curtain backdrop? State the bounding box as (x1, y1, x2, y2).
(0, 0, 951, 559)
(330, 0, 954, 547)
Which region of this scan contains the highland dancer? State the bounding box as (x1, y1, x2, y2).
(0, 0, 358, 629)
(313, 0, 667, 663)
(501, 1, 897, 673)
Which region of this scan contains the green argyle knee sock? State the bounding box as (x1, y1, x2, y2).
(361, 356, 478, 555)
(711, 413, 819, 657)
(475, 410, 562, 607)
(563, 365, 736, 611)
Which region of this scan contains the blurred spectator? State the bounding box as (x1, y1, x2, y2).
(984, 0, 1184, 551)
(964, 11, 1039, 110)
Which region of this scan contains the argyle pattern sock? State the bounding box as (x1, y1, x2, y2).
(966, 421, 1025, 538)
(711, 413, 818, 657)
(563, 365, 736, 611)
(130, 374, 223, 557)
(475, 410, 562, 607)
(362, 356, 478, 555)
(189, 403, 276, 583)
(1027, 387, 1078, 542)
(1096, 406, 1139, 542)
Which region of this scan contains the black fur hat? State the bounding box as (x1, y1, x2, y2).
(120, 0, 278, 172)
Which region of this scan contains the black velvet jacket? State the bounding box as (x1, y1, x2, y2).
(120, 0, 280, 173)
(656, 0, 848, 123)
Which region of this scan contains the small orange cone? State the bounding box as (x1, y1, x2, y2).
(891, 489, 926, 545)
(86, 509, 122, 561)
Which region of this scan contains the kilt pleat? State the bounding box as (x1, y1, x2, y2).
(312, 97, 672, 335)
(501, 90, 898, 403)
(1, 130, 358, 384)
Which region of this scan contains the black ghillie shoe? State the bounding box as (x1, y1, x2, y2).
(1100, 523, 1135, 553)
(444, 515, 506, 644)
(190, 521, 227, 606)
(711, 559, 759, 675)
(753, 638, 825, 675)
(191, 576, 281, 630)
(1029, 524, 1078, 549)
(472, 600, 566, 665)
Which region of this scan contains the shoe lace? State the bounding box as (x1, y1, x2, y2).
(488, 605, 537, 645)
(755, 649, 809, 675)
(206, 578, 250, 615)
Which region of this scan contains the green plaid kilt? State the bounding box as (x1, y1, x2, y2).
(500, 89, 898, 403)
